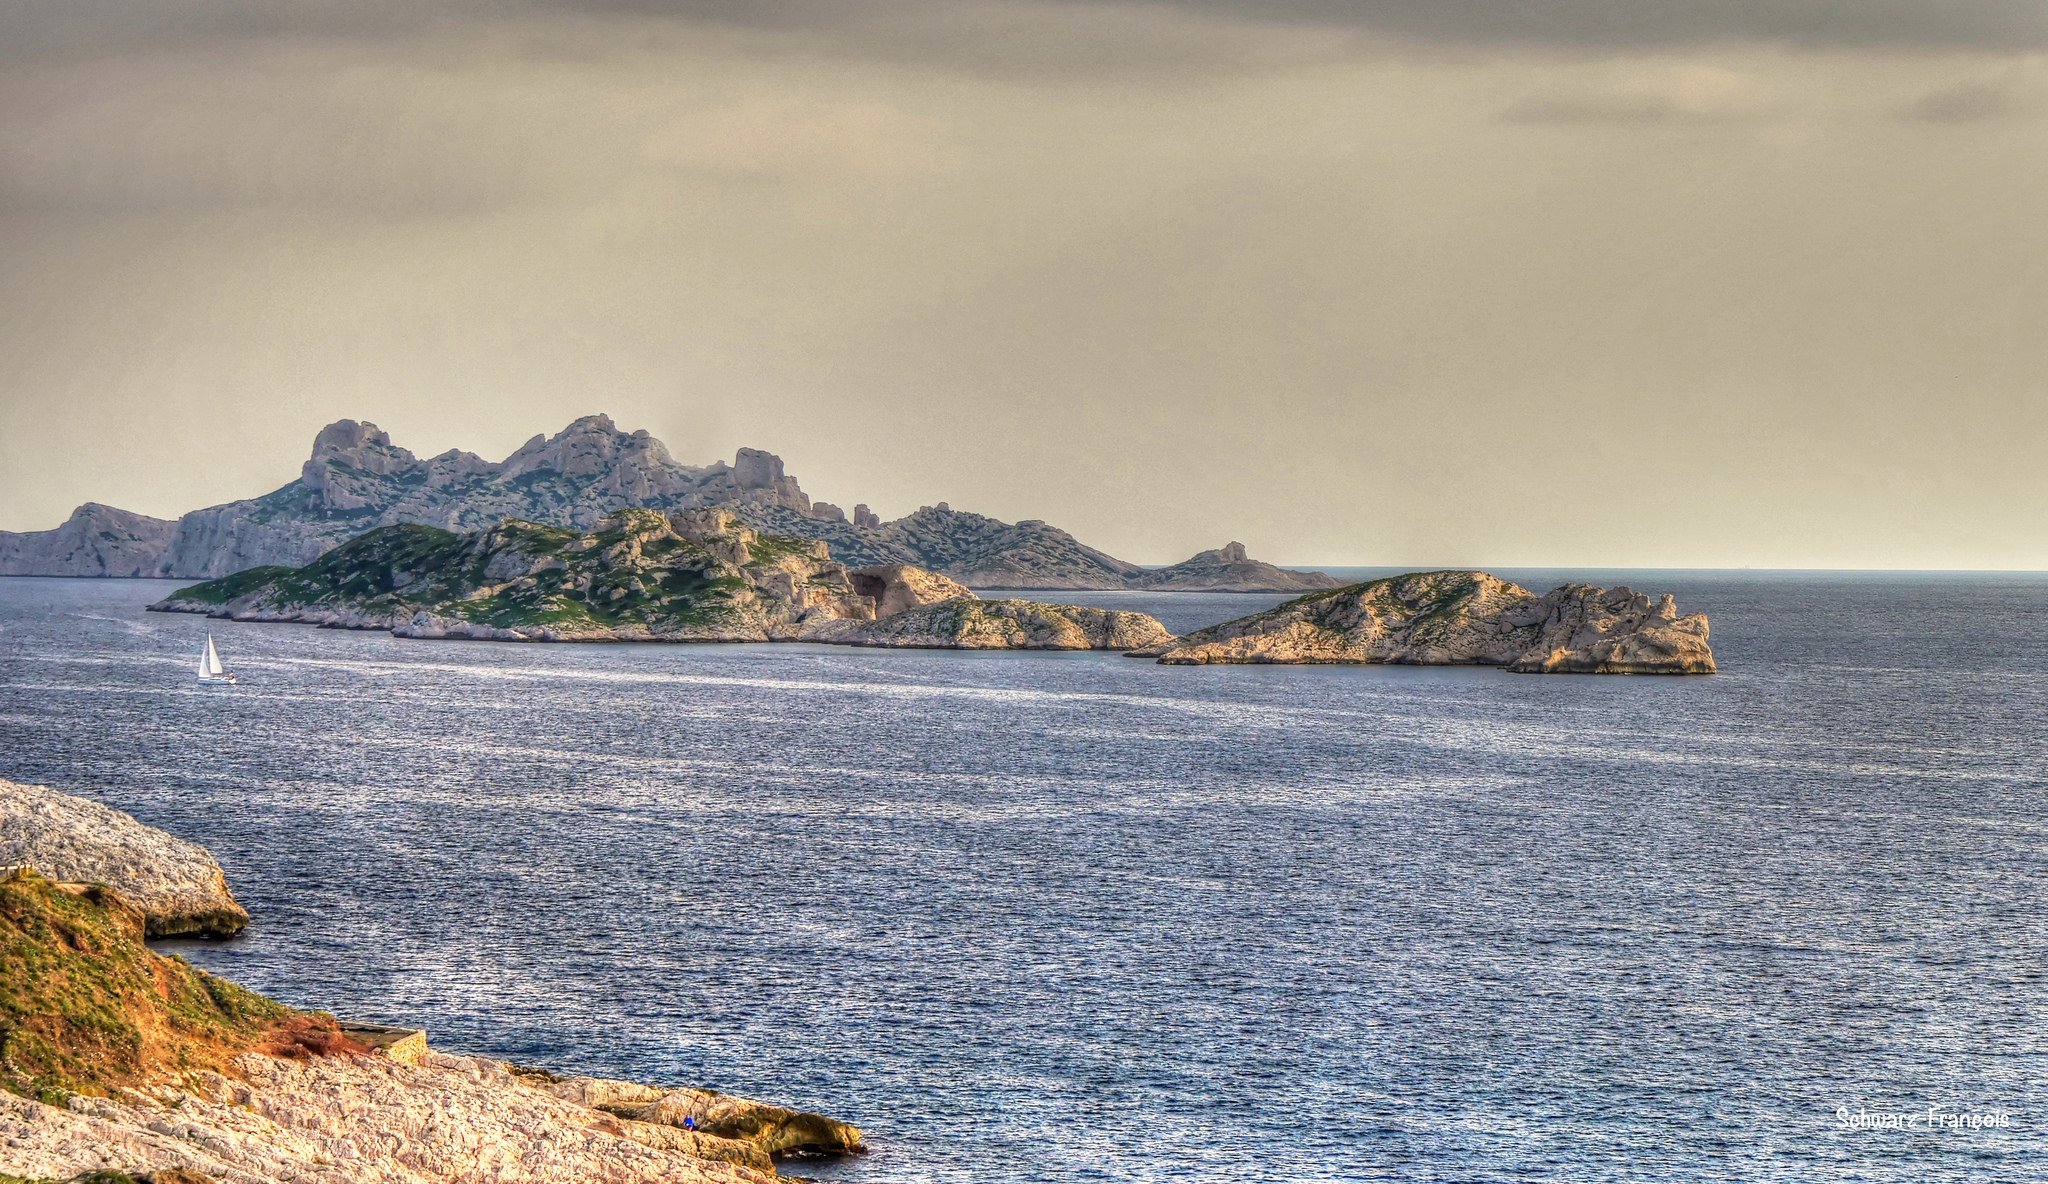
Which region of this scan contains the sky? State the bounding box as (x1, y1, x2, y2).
(1, 1, 2044, 569)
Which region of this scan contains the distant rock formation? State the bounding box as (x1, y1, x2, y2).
(3, 416, 825, 581)
(0, 776, 249, 937)
(1, 415, 1194, 590)
(734, 504, 1148, 589)
(0, 503, 179, 578)
(1134, 542, 1342, 592)
(149, 508, 1163, 651)
(1145, 571, 1715, 674)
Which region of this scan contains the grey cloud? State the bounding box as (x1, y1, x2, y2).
(1101, 0, 2048, 50)
(5, 0, 2048, 71)
(1896, 79, 2019, 122)
(1503, 93, 1753, 125)
(526, 0, 2048, 52)
(1502, 66, 1779, 125)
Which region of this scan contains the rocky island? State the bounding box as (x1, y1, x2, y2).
(1, 414, 1338, 593)
(147, 507, 1170, 651)
(1143, 570, 1715, 674)
(1133, 542, 1343, 593)
(0, 779, 863, 1183)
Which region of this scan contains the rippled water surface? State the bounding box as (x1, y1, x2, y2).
(3, 573, 2046, 1182)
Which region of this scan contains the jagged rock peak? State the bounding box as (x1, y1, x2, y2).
(734, 446, 810, 512)
(303, 420, 420, 483)
(500, 413, 680, 480)
(1218, 541, 1248, 562)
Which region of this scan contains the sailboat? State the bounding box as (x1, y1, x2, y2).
(197, 634, 238, 684)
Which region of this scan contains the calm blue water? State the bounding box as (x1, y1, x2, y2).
(1, 573, 2045, 1182)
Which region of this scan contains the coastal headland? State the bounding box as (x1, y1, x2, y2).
(0, 777, 865, 1183)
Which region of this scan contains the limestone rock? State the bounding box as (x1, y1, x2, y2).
(848, 564, 974, 617)
(1150, 571, 1715, 674)
(538, 1074, 864, 1163)
(619, 1086, 865, 1160)
(3, 417, 835, 581)
(736, 503, 1149, 589)
(1, 415, 1184, 591)
(0, 777, 249, 938)
(804, 598, 1173, 651)
(0, 1051, 792, 1184)
(1135, 541, 1344, 592)
(0, 503, 179, 578)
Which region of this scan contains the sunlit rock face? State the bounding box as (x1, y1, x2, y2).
(0, 777, 249, 937)
(1148, 571, 1715, 674)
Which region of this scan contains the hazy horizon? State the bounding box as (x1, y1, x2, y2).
(2, 2, 2045, 569)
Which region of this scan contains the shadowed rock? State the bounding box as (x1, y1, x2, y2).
(848, 563, 975, 617)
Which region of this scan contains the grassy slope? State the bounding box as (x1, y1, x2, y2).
(0, 869, 346, 1106)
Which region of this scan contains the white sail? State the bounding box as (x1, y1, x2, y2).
(203, 635, 224, 677)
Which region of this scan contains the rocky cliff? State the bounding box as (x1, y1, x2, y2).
(149, 510, 1165, 650)
(2, 415, 1324, 591)
(0, 777, 248, 938)
(0, 503, 180, 578)
(1146, 570, 1715, 674)
(154, 415, 827, 580)
(1134, 542, 1341, 592)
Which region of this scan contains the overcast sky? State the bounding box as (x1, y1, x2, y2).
(2, 1, 2044, 568)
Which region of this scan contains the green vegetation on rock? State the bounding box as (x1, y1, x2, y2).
(0, 869, 298, 1102)
(1149, 570, 1716, 673)
(154, 508, 872, 642)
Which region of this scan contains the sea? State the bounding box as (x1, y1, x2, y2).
(0, 571, 2044, 1183)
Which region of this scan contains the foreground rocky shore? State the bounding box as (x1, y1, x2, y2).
(0, 779, 863, 1184)
(148, 507, 1168, 652)
(1142, 570, 1716, 674)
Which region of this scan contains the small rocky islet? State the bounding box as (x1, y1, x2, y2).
(0, 777, 864, 1183)
(1141, 569, 1716, 674)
